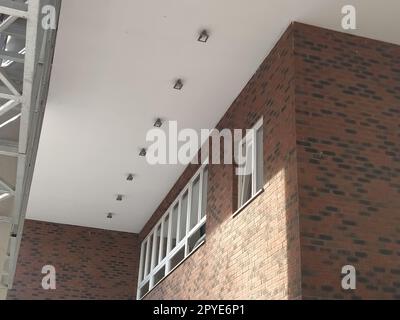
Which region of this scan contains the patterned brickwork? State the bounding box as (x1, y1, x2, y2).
(142, 22, 400, 300)
(294, 23, 400, 299)
(8, 22, 400, 300)
(7, 220, 139, 300)
(141, 24, 302, 300)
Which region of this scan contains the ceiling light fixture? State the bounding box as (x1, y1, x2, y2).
(126, 174, 134, 181)
(0, 113, 21, 129)
(197, 30, 209, 43)
(173, 79, 183, 90)
(116, 194, 123, 201)
(139, 148, 147, 157)
(154, 118, 163, 128)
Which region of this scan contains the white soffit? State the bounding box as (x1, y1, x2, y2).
(27, 0, 400, 233)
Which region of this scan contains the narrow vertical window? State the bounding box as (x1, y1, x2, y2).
(139, 241, 147, 282)
(170, 203, 179, 251)
(237, 118, 263, 210)
(190, 176, 200, 229)
(152, 224, 161, 268)
(256, 125, 264, 191)
(145, 235, 153, 277)
(160, 214, 169, 260)
(238, 140, 253, 207)
(179, 191, 188, 242)
(201, 167, 208, 218)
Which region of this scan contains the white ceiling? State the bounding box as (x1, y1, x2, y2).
(26, 0, 400, 233)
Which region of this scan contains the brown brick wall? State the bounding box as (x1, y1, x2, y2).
(294, 23, 400, 299)
(140, 23, 400, 300)
(8, 22, 399, 301)
(141, 24, 302, 300)
(7, 220, 139, 300)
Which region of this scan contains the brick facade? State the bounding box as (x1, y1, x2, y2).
(294, 24, 400, 299)
(140, 24, 302, 300)
(7, 220, 139, 300)
(140, 23, 400, 300)
(8, 22, 400, 300)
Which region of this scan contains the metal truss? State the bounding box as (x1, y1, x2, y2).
(0, 0, 60, 297)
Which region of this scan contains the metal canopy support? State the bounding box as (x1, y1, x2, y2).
(0, 139, 18, 157)
(0, 68, 21, 96)
(0, 1, 28, 18)
(0, 0, 61, 296)
(0, 16, 18, 34)
(0, 100, 21, 117)
(0, 178, 14, 194)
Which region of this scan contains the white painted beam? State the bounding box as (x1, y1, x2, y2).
(0, 68, 21, 96)
(0, 50, 24, 64)
(0, 23, 26, 39)
(0, 0, 28, 19)
(0, 93, 21, 102)
(0, 139, 18, 157)
(0, 179, 14, 194)
(0, 100, 20, 117)
(0, 16, 18, 33)
(18, 0, 40, 154)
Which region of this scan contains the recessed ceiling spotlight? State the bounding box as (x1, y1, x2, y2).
(107, 213, 114, 219)
(139, 148, 147, 157)
(127, 174, 134, 181)
(173, 79, 183, 90)
(116, 194, 123, 201)
(197, 30, 209, 43)
(154, 118, 163, 128)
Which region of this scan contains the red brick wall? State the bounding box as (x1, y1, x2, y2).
(7, 220, 139, 300)
(141, 24, 302, 300)
(141, 22, 400, 300)
(294, 23, 400, 299)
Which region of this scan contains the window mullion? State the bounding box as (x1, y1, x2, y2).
(138, 241, 145, 284)
(251, 136, 257, 197)
(197, 169, 203, 222)
(185, 183, 193, 256)
(159, 219, 164, 264)
(176, 199, 182, 244)
(144, 239, 150, 279)
(166, 211, 172, 272)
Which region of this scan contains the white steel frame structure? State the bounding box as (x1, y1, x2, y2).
(0, 0, 60, 298)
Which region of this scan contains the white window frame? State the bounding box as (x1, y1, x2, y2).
(137, 162, 208, 299)
(237, 118, 263, 210)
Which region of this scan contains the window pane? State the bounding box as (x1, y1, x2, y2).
(145, 235, 153, 276)
(153, 224, 161, 267)
(139, 281, 149, 299)
(238, 141, 253, 207)
(139, 241, 147, 282)
(188, 223, 206, 253)
(190, 177, 200, 229)
(170, 246, 185, 270)
(153, 265, 165, 286)
(256, 126, 263, 191)
(160, 215, 169, 260)
(179, 191, 188, 242)
(201, 168, 208, 218)
(170, 204, 179, 251)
